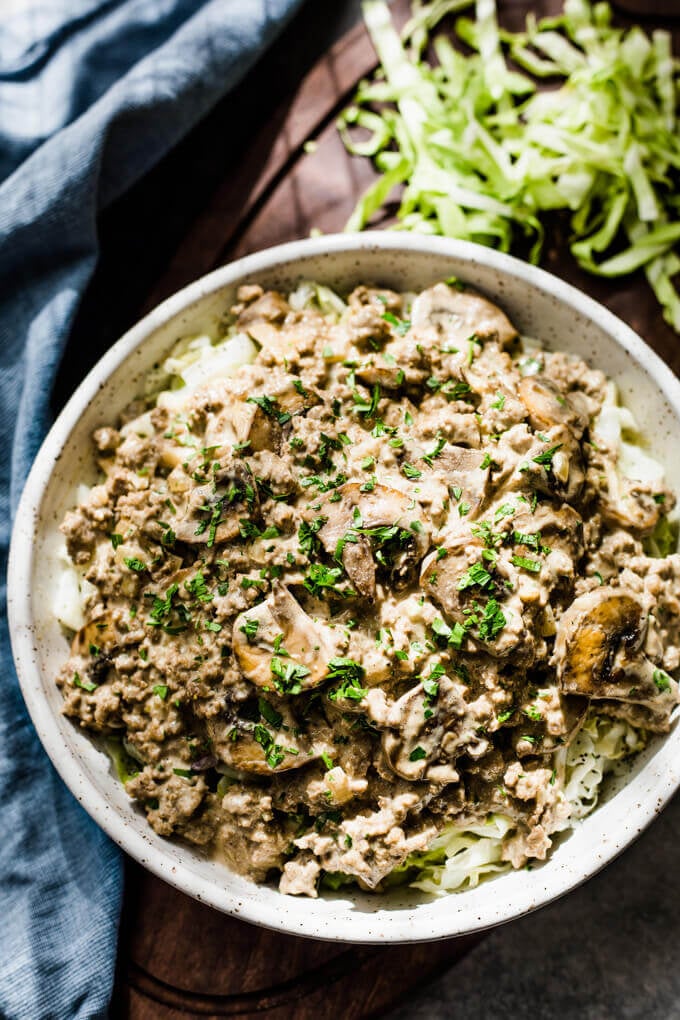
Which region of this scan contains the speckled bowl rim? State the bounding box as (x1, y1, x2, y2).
(8, 232, 680, 944)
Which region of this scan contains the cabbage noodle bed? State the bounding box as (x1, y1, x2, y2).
(53, 280, 675, 896)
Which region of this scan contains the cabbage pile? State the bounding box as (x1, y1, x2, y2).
(340, 0, 680, 329)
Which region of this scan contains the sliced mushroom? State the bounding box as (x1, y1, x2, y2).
(207, 701, 318, 775)
(224, 379, 319, 455)
(518, 376, 589, 437)
(410, 282, 518, 348)
(232, 583, 340, 692)
(171, 461, 258, 545)
(554, 586, 679, 729)
(382, 676, 486, 782)
(599, 473, 669, 536)
(528, 427, 585, 504)
(430, 446, 490, 519)
(511, 504, 584, 562)
(420, 536, 529, 659)
(354, 358, 423, 389)
(318, 482, 430, 598)
(71, 612, 117, 658)
(238, 289, 289, 326)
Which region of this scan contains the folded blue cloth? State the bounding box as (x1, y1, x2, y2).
(0, 2, 302, 1016)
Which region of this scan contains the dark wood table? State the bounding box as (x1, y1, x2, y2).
(52, 2, 680, 1016)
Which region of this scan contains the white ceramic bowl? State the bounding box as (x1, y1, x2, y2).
(9, 233, 680, 943)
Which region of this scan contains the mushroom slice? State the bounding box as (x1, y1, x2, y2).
(71, 612, 118, 658)
(207, 703, 317, 776)
(511, 504, 584, 562)
(382, 676, 486, 782)
(172, 461, 258, 545)
(223, 375, 320, 455)
(599, 474, 669, 537)
(420, 536, 528, 659)
(431, 446, 490, 519)
(419, 534, 483, 621)
(518, 376, 589, 437)
(354, 359, 423, 389)
(410, 282, 518, 348)
(555, 587, 679, 727)
(238, 289, 289, 326)
(529, 427, 585, 504)
(317, 482, 430, 598)
(232, 584, 339, 693)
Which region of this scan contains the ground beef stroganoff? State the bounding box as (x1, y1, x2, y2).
(55, 278, 680, 896)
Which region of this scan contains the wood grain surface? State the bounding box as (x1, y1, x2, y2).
(112, 2, 680, 1017)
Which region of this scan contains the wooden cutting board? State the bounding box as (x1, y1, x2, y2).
(112, 2, 680, 1016)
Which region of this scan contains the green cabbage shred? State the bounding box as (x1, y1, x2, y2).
(340, 0, 680, 330)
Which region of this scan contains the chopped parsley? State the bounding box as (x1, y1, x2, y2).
(511, 555, 541, 573)
(303, 562, 349, 598)
(298, 516, 327, 557)
(124, 556, 146, 573)
(239, 617, 259, 642)
(532, 443, 563, 467)
(422, 433, 446, 466)
(73, 672, 97, 693)
(253, 724, 286, 769)
(477, 599, 507, 642)
(271, 657, 311, 696)
(247, 394, 292, 426)
(326, 658, 368, 701)
(513, 530, 550, 555)
(409, 746, 427, 762)
(653, 668, 672, 692)
(381, 311, 411, 335)
(185, 571, 213, 603)
(258, 697, 283, 729)
(458, 562, 493, 591)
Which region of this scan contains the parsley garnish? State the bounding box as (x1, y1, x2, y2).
(511, 555, 541, 573)
(326, 658, 367, 701)
(477, 599, 506, 641)
(271, 656, 310, 695)
(409, 746, 427, 762)
(258, 697, 283, 729)
(303, 562, 349, 598)
(458, 562, 493, 591)
(239, 617, 259, 642)
(73, 672, 97, 693)
(247, 394, 291, 426)
(512, 530, 550, 554)
(124, 556, 146, 573)
(532, 443, 563, 467)
(185, 571, 212, 604)
(422, 432, 446, 466)
(653, 668, 672, 692)
(253, 724, 286, 768)
(381, 311, 411, 336)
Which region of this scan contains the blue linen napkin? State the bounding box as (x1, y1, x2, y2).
(0, 2, 303, 1016)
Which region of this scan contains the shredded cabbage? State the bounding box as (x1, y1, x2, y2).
(341, 0, 680, 330)
(403, 713, 647, 895)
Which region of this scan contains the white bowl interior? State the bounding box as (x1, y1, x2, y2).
(9, 234, 680, 942)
